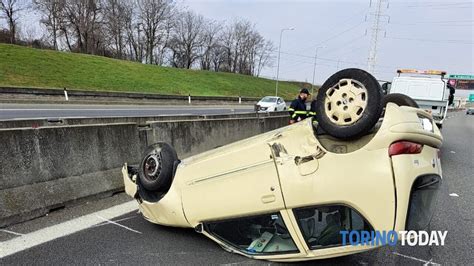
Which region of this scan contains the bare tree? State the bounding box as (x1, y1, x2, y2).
(137, 0, 174, 64)
(125, 16, 144, 62)
(34, 0, 64, 49)
(0, 0, 25, 44)
(168, 10, 204, 69)
(199, 18, 220, 70)
(103, 0, 129, 58)
(213, 19, 274, 76)
(27, 0, 273, 76)
(62, 0, 104, 54)
(255, 39, 274, 76)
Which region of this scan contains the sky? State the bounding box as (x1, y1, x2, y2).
(4, 0, 473, 86)
(182, 0, 473, 85)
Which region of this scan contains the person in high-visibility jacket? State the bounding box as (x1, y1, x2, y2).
(289, 88, 311, 123)
(308, 98, 317, 119)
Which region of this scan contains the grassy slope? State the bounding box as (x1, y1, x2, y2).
(0, 44, 310, 99)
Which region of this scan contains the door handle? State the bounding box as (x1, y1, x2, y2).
(261, 194, 276, 203)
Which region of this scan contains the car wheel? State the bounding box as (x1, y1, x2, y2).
(383, 93, 419, 108)
(138, 142, 178, 192)
(315, 68, 383, 140)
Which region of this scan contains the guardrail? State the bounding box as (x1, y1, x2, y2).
(0, 86, 261, 105)
(0, 112, 289, 227)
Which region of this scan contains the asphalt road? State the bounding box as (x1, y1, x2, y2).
(0, 103, 254, 120)
(0, 111, 472, 265)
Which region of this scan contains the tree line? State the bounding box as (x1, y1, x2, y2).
(0, 0, 274, 77)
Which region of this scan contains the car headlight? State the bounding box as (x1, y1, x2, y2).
(418, 115, 434, 132)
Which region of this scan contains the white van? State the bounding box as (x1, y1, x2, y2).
(389, 69, 450, 127)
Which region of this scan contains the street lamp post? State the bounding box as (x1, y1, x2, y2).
(275, 27, 294, 96)
(311, 46, 324, 95)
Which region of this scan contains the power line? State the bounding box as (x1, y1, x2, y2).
(296, 8, 369, 53)
(389, 22, 474, 27)
(386, 36, 473, 45)
(402, 2, 472, 8)
(334, 45, 367, 58)
(309, 20, 366, 51)
(391, 19, 474, 24)
(271, 49, 396, 69)
(323, 34, 367, 56)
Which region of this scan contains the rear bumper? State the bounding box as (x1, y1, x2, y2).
(121, 163, 190, 227)
(122, 164, 138, 198)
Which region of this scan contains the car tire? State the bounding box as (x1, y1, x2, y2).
(314, 68, 383, 140)
(138, 142, 178, 192)
(383, 93, 419, 108)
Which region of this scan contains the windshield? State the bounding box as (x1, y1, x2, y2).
(260, 97, 278, 103)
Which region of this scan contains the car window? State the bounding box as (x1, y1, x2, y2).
(277, 98, 282, 104)
(204, 212, 299, 255)
(261, 97, 278, 103)
(293, 205, 374, 250)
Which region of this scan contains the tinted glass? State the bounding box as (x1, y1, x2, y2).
(261, 97, 278, 103)
(294, 205, 373, 249)
(204, 213, 298, 255)
(406, 175, 441, 230)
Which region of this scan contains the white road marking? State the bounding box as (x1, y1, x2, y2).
(392, 252, 440, 265)
(220, 260, 254, 266)
(0, 201, 137, 258)
(0, 107, 252, 111)
(450, 151, 456, 154)
(91, 215, 136, 227)
(0, 108, 224, 111)
(96, 215, 142, 234)
(0, 230, 24, 236)
(449, 193, 459, 197)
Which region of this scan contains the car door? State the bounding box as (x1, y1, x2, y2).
(178, 130, 311, 259)
(277, 98, 285, 111)
(180, 133, 287, 226)
(267, 120, 395, 256)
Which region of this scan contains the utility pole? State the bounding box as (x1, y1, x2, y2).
(275, 28, 294, 96)
(311, 46, 324, 96)
(367, 0, 389, 74)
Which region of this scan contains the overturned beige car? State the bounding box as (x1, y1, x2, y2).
(122, 69, 443, 262)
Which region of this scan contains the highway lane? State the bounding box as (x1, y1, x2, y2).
(0, 111, 472, 265)
(0, 103, 255, 120)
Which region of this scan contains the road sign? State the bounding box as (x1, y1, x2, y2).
(469, 94, 474, 102)
(448, 74, 474, 80)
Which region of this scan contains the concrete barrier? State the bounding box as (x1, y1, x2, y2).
(0, 123, 142, 226)
(0, 86, 260, 105)
(0, 123, 142, 190)
(0, 111, 288, 129)
(0, 113, 288, 227)
(146, 116, 288, 158)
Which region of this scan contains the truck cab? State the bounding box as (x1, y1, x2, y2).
(388, 69, 450, 128)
